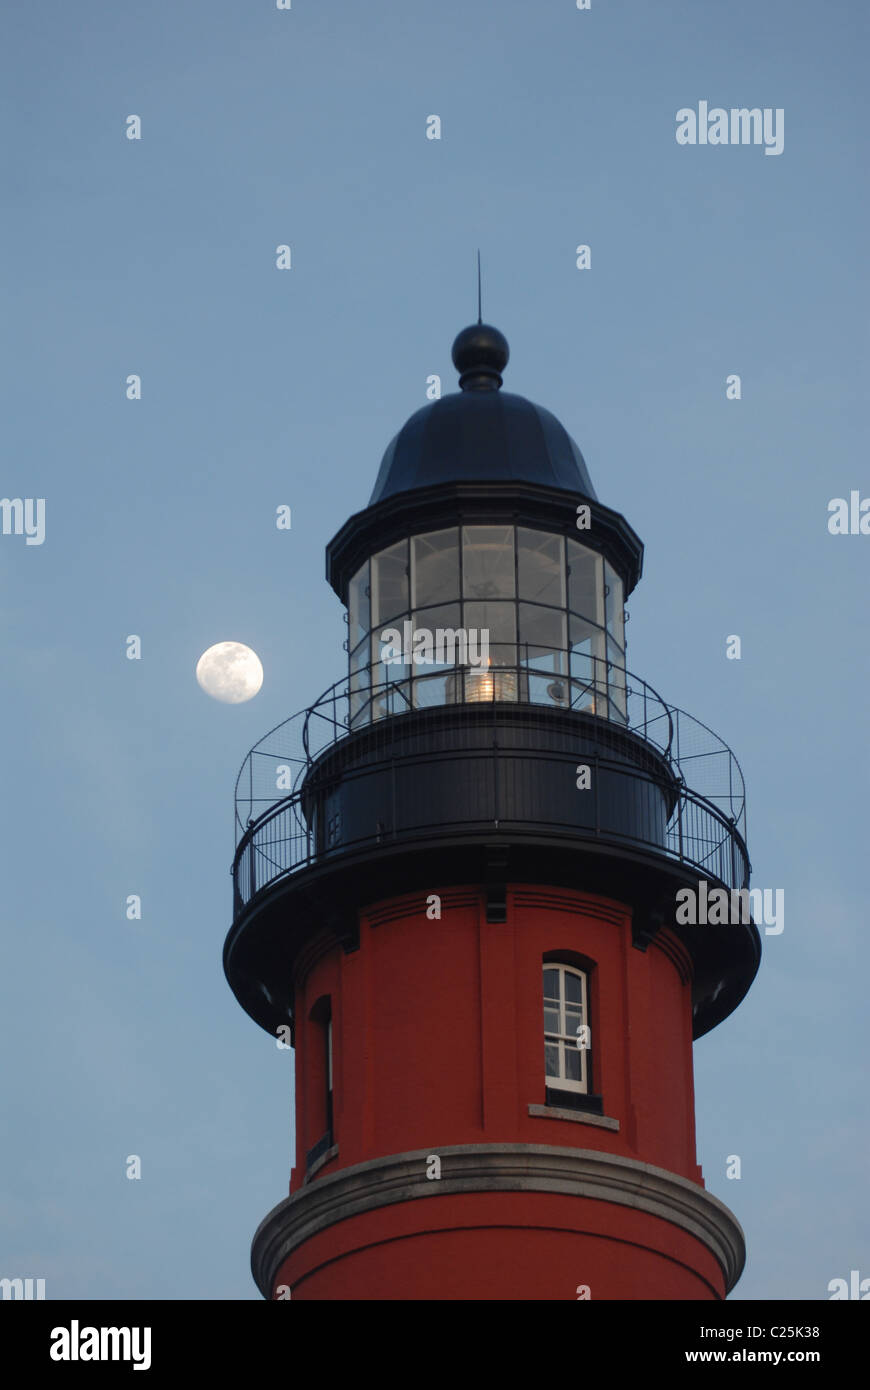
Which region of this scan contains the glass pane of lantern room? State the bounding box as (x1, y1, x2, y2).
(463, 601, 516, 669)
(569, 613, 606, 712)
(412, 671, 449, 710)
(607, 635, 627, 723)
(604, 561, 625, 652)
(412, 529, 460, 613)
(410, 602, 460, 710)
(372, 541, 409, 627)
(350, 635, 370, 676)
(374, 628, 411, 688)
(518, 604, 567, 673)
(462, 527, 516, 600)
(411, 603, 462, 669)
(517, 529, 565, 607)
(349, 659, 371, 727)
(348, 561, 370, 651)
(567, 542, 603, 627)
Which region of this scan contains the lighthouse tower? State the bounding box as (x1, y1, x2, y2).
(224, 323, 760, 1301)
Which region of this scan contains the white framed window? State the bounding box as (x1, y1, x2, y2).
(543, 964, 589, 1093)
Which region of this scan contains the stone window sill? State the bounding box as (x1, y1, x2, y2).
(528, 1103, 619, 1132)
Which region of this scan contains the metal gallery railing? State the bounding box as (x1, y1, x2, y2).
(232, 750, 750, 916)
(231, 653, 749, 915)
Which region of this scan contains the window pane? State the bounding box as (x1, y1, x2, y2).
(372, 541, 408, 626)
(544, 1007, 560, 1034)
(412, 672, 449, 709)
(375, 629, 411, 682)
(564, 970, 583, 1005)
(567, 542, 603, 625)
(349, 662, 371, 726)
(413, 529, 459, 609)
(457, 665, 519, 703)
(570, 616, 606, 713)
(371, 681, 411, 721)
(348, 561, 370, 650)
(518, 604, 567, 672)
(604, 561, 624, 649)
(350, 636, 370, 675)
(411, 604, 462, 669)
(463, 601, 516, 670)
(545, 1042, 560, 1079)
(565, 1002, 583, 1030)
(543, 968, 559, 1000)
(607, 635, 627, 723)
(523, 672, 566, 708)
(462, 527, 516, 599)
(517, 529, 564, 607)
(564, 1046, 582, 1083)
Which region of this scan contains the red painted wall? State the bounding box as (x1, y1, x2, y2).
(273, 1194, 725, 1301)
(282, 883, 714, 1299)
(291, 884, 700, 1186)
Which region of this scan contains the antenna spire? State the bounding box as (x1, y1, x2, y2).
(476, 249, 482, 324)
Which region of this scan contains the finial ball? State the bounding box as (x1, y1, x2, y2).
(451, 324, 509, 390)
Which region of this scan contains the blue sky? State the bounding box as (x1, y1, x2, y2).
(1, 0, 867, 1299)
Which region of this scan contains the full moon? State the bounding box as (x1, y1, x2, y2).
(196, 641, 264, 704)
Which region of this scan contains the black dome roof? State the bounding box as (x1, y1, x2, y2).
(368, 323, 598, 506)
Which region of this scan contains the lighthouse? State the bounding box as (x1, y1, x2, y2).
(224, 322, 760, 1301)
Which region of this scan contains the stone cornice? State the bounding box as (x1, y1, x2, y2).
(251, 1142, 745, 1298)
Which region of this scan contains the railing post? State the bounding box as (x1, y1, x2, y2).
(729, 755, 734, 822)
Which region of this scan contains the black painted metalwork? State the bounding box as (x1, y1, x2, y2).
(224, 321, 760, 1047)
(225, 649, 757, 1043)
(369, 389, 597, 506)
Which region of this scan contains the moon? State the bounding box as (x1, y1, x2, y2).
(196, 641, 263, 704)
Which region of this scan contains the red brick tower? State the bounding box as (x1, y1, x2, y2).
(224, 323, 759, 1300)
